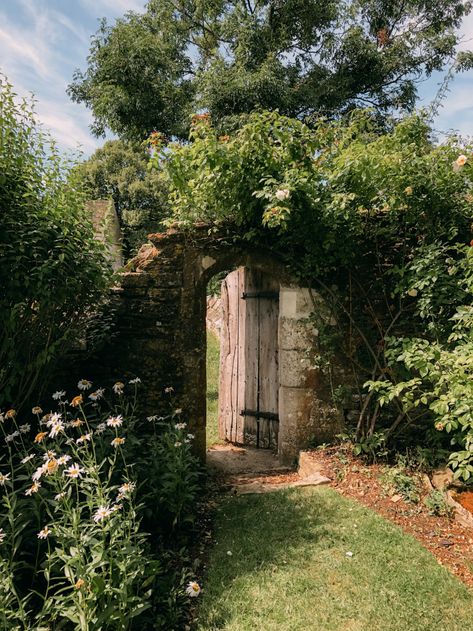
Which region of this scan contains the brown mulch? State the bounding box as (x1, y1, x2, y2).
(308, 447, 473, 589)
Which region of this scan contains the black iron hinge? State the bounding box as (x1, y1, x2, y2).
(241, 291, 279, 300)
(240, 409, 279, 422)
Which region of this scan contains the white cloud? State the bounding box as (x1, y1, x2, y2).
(80, 0, 147, 17)
(457, 11, 473, 52)
(0, 1, 104, 153)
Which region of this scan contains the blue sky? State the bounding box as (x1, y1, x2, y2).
(1, 0, 473, 156)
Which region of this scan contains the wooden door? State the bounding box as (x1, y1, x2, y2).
(218, 267, 279, 449)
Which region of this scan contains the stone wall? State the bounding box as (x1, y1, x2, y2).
(98, 226, 347, 464)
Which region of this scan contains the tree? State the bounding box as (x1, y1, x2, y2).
(76, 140, 169, 256)
(69, 0, 472, 140)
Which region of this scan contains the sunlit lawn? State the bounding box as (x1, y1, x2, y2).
(207, 331, 224, 447)
(196, 486, 473, 631)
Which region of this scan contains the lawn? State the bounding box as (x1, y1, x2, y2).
(207, 331, 223, 447)
(196, 486, 473, 631)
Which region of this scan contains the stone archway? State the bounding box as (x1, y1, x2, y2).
(113, 226, 343, 464)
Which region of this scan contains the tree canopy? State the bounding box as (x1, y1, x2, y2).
(69, 0, 472, 140)
(75, 140, 169, 256)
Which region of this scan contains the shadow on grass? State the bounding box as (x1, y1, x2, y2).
(196, 487, 473, 631)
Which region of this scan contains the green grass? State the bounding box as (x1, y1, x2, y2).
(207, 331, 223, 447)
(196, 487, 473, 631)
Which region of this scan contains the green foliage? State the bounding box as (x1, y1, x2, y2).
(380, 465, 421, 503)
(424, 489, 453, 516)
(366, 245, 473, 482)
(75, 139, 169, 258)
(0, 77, 112, 410)
(157, 107, 473, 479)
(0, 379, 201, 630)
(338, 430, 388, 463)
(69, 0, 471, 140)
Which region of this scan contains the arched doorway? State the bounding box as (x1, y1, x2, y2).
(114, 226, 344, 464)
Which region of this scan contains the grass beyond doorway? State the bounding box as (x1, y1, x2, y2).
(207, 331, 223, 446)
(195, 487, 473, 631)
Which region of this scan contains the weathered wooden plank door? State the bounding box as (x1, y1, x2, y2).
(218, 267, 279, 449)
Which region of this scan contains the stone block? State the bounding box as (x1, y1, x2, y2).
(120, 271, 149, 288)
(278, 386, 313, 464)
(279, 349, 314, 388)
(279, 316, 317, 351)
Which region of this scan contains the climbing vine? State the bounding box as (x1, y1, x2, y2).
(150, 110, 473, 479)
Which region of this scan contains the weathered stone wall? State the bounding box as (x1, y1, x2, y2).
(101, 226, 347, 464)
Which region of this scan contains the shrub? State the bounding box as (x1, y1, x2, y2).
(380, 465, 421, 503)
(0, 379, 201, 629)
(0, 76, 111, 410)
(424, 490, 452, 517)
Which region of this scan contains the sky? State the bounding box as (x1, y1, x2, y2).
(1, 0, 473, 157)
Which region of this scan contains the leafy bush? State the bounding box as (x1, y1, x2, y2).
(75, 139, 170, 258)
(0, 379, 201, 629)
(153, 108, 473, 480)
(0, 76, 111, 410)
(424, 490, 452, 517)
(380, 466, 421, 504)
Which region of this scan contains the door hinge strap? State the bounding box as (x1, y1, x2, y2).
(241, 291, 279, 300)
(240, 409, 279, 422)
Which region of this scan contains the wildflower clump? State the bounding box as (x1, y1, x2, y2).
(0, 378, 201, 629)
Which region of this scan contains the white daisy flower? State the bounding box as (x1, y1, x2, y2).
(5, 431, 19, 443)
(37, 526, 51, 539)
(146, 415, 159, 422)
(32, 406, 43, 415)
(89, 388, 105, 401)
(32, 465, 47, 481)
(93, 506, 112, 522)
(112, 382, 124, 395)
(64, 463, 85, 479)
(106, 415, 123, 428)
(174, 409, 183, 415)
(174, 441, 182, 448)
(57, 455, 71, 466)
(49, 421, 65, 438)
(0, 472, 11, 485)
(46, 412, 62, 427)
(111, 437, 125, 448)
(70, 418, 84, 428)
(54, 492, 66, 501)
(19, 424, 31, 434)
(21, 454, 35, 464)
(0, 529, 5, 543)
(95, 423, 107, 434)
(175, 422, 186, 430)
(25, 481, 41, 496)
(187, 434, 195, 440)
(118, 481, 136, 496)
(164, 386, 174, 394)
(129, 377, 141, 384)
(76, 433, 92, 445)
(43, 450, 57, 461)
(77, 379, 92, 391)
(186, 581, 201, 597)
(52, 391, 66, 401)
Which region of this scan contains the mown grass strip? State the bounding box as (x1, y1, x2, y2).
(196, 487, 473, 631)
(207, 331, 223, 447)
